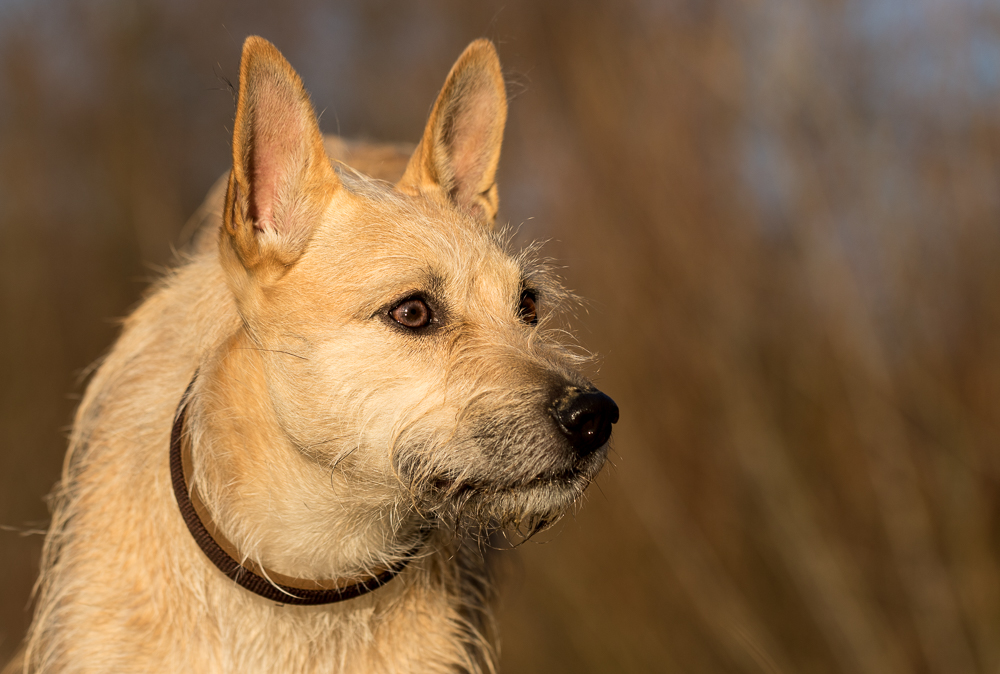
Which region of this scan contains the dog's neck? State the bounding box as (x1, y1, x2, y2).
(171, 375, 427, 605)
(186, 336, 426, 586)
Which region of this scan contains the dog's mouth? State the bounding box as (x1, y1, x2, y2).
(425, 442, 608, 516)
(432, 466, 586, 494)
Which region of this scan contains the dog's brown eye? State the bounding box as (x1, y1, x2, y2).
(391, 297, 432, 329)
(519, 290, 538, 325)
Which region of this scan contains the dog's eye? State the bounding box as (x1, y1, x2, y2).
(519, 290, 538, 325)
(391, 297, 433, 329)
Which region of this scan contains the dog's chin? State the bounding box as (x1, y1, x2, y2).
(426, 445, 608, 528)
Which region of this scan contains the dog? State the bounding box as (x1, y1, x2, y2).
(10, 36, 618, 673)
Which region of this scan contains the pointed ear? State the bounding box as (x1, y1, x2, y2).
(397, 39, 507, 225)
(223, 36, 338, 277)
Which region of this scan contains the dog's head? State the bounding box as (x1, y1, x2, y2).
(217, 37, 617, 534)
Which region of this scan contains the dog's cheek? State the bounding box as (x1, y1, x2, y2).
(271, 336, 447, 464)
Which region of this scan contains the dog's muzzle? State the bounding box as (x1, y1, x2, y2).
(550, 387, 619, 457)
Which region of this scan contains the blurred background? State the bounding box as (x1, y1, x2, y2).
(2, 0, 1000, 671)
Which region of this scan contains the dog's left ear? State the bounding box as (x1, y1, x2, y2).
(397, 39, 507, 225)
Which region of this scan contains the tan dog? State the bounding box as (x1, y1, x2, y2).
(11, 37, 617, 673)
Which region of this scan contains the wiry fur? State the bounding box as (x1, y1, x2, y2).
(11, 37, 610, 674)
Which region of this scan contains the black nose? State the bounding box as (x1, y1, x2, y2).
(551, 389, 619, 457)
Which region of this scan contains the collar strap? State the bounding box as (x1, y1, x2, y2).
(170, 374, 427, 606)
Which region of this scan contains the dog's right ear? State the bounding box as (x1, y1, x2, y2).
(397, 39, 507, 226)
(223, 37, 338, 282)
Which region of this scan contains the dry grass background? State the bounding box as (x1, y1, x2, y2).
(3, 1, 1000, 672)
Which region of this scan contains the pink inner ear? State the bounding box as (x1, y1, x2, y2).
(449, 96, 492, 199)
(247, 144, 274, 231)
(246, 77, 308, 235)
(441, 70, 501, 204)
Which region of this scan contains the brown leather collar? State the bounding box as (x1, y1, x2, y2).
(169, 374, 428, 606)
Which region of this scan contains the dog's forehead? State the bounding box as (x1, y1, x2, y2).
(308, 187, 524, 310)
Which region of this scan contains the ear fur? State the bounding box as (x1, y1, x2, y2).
(397, 39, 508, 225)
(223, 36, 338, 278)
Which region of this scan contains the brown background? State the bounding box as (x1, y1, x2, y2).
(3, 1, 1000, 672)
